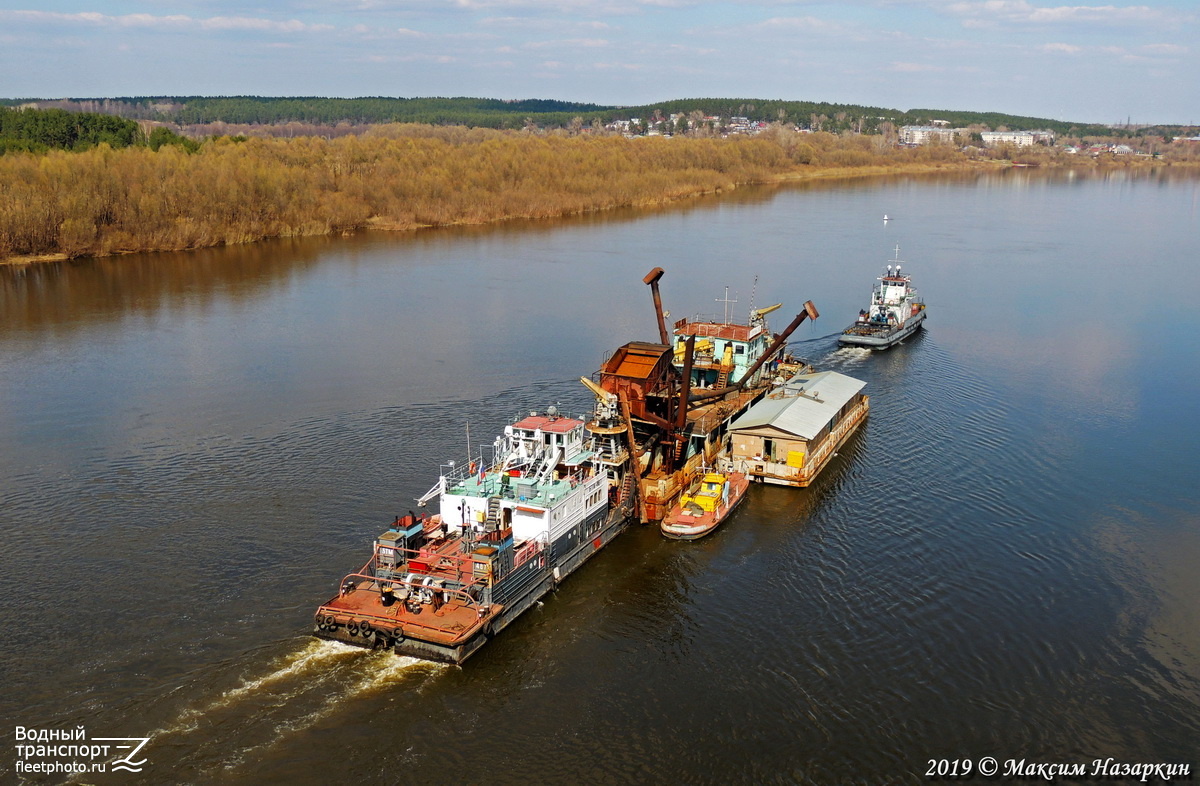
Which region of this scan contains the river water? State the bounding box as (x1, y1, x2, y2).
(1, 169, 1197, 784)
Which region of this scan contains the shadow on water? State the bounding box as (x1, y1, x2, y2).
(0, 238, 330, 336)
(9, 166, 1177, 338)
(0, 182, 790, 339)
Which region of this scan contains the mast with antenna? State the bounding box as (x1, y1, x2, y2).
(716, 286, 738, 325)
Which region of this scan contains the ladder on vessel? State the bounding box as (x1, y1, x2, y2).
(715, 365, 731, 389)
(485, 496, 502, 530)
(618, 473, 635, 504)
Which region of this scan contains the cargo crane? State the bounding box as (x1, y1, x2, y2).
(584, 268, 818, 522)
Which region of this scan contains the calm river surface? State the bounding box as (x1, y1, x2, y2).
(1, 169, 1197, 784)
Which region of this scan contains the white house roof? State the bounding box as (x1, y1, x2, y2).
(730, 370, 866, 439)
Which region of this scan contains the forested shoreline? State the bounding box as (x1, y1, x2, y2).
(3, 96, 1144, 138)
(0, 123, 1192, 265)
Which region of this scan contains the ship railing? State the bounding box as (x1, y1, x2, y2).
(688, 388, 760, 434)
(365, 543, 495, 592)
(492, 551, 547, 605)
(422, 450, 506, 502)
(680, 350, 718, 365)
(439, 453, 497, 486)
(678, 312, 748, 330)
(590, 447, 629, 466)
(513, 538, 544, 569)
(504, 463, 594, 497)
(324, 571, 492, 631)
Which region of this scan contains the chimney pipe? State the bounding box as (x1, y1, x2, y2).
(643, 267, 670, 345)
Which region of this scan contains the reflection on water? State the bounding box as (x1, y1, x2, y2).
(1, 168, 1198, 784)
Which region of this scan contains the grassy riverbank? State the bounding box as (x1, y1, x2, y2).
(0, 124, 1191, 265)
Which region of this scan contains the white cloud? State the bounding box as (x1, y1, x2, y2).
(362, 53, 457, 63)
(481, 16, 615, 30)
(665, 43, 716, 55)
(1140, 42, 1187, 55)
(1041, 42, 1082, 53)
(744, 15, 841, 33)
(524, 37, 610, 49)
(943, 1, 1194, 28)
(892, 61, 942, 71)
(450, 0, 688, 12)
(1037, 40, 1187, 58)
(0, 10, 332, 34)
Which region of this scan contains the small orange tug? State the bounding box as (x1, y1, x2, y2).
(659, 471, 749, 541)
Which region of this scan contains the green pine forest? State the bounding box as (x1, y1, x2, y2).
(3, 95, 1184, 141)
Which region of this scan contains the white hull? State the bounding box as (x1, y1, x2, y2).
(839, 309, 925, 349)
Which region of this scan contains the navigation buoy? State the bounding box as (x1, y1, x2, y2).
(883, 214, 890, 221)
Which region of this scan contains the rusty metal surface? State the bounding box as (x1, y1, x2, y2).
(644, 267, 670, 345)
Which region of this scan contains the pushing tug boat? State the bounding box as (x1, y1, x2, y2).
(660, 469, 749, 540)
(838, 245, 926, 349)
(314, 399, 636, 664)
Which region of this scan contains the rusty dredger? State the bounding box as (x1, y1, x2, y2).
(313, 268, 818, 663)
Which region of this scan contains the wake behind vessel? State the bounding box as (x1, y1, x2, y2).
(839, 246, 926, 349)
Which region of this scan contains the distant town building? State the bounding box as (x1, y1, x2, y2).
(901, 126, 1058, 148)
(899, 125, 957, 145)
(980, 130, 1055, 147)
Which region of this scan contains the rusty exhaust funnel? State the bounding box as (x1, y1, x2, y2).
(643, 267, 670, 345)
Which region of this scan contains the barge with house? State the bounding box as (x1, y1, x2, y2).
(839, 246, 926, 349)
(729, 370, 869, 487)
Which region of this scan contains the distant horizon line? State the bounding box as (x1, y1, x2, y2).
(3, 94, 1193, 128)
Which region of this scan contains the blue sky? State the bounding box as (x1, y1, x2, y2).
(1, 1, 1195, 124)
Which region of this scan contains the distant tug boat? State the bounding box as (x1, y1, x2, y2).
(660, 469, 749, 540)
(838, 246, 926, 349)
(313, 400, 636, 664)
